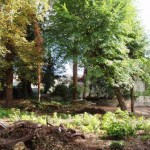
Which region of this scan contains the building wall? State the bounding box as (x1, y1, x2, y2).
(134, 81, 150, 107)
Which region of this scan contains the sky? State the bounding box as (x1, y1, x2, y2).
(137, 0, 150, 34)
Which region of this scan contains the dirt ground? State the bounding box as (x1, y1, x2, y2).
(1, 99, 149, 117)
(133, 106, 150, 118)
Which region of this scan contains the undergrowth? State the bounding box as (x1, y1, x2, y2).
(0, 107, 150, 138)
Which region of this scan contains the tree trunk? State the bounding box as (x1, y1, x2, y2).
(37, 64, 41, 102)
(5, 44, 14, 107)
(130, 86, 135, 113)
(115, 87, 127, 111)
(34, 20, 43, 102)
(5, 66, 13, 107)
(73, 62, 78, 101)
(83, 68, 87, 100)
(24, 82, 27, 99)
(89, 84, 92, 98)
(0, 79, 5, 99)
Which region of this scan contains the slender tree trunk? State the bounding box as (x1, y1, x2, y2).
(34, 20, 43, 102)
(5, 65, 13, 107)
(83, 68, 87, 100)
(89, 84, 92, 98)
(5, 44, 14, 107)
(115, 87, 127, 111)
(37, 64, 41, 102)
(0, 79, 5, 99)
(24, 82, 27, 99)
(73, 62, 78, 101)
(131, 86, 135, 113)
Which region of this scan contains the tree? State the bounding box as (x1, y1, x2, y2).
(0, 0, 48, 106)
(48, 0, 146, 110)
(14, 25, 36, 99)
(15, 58, 37, 99)
(42, 51, 56, 94)
(127, 23, 147, 112)
(46, 1, 84, 101)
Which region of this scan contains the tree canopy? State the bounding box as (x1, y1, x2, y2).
(46, 0, 147, 109)
(0, 0, 49, 105)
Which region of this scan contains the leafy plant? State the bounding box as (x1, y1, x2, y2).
(66, 112, 101, 133)
(102, 109, 135, 139)
(110, 141, 124, 150)
(0, 107, 11, 118)
(52, 83, 69, 100)
(0, 107, 150, 137)
(135, 117, 150, 134)
(140, 135, 150, 141)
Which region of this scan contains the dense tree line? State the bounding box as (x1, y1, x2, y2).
(0, 0, 148, 111)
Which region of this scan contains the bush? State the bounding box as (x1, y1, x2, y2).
(0, 107, 10, 118)
(52, 83, 84, 101)
(110, 141, 124, 150)
(140, 135, 150, 141)
(135, 117, 150, 134)
(107, 121, 135, 138)
(52, 83, 69, 100)
(102, 109, 135, 139)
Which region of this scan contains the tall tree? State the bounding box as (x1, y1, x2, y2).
(48, 0, 146, 110)
(46, 1, 83, 101)
(0, 0, 48, 106)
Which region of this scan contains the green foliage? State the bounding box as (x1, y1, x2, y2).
(135, 117, 150, 134)
(42, 51, 56, 94)
(52, 82, 84, 101)
(140, 135, 150, 141)
(89, 77, 115, 99)
(47, 112, 101, 133)
(67, 112, 101, 133)
(110, 141, 124, 150)
(0, 107, 47, 124)
(102, 109, 136, 138)
(0, 107, 150, 137)
(0, 108, 11, 118)
(47, 0, 147, 97)
(102, 109, 150, 139)
(52, 83, 69, 100)
(0, 0, 49, 95)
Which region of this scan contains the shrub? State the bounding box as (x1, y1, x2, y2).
(110, 141, 124, 150)
(102, 109, 135, 139)
(135, 117, 150, 134)
(52, 83, 69, 100)
(0, 107, 11, 118)
(140, 135, 150, 141)
(107, 121, 135, 138)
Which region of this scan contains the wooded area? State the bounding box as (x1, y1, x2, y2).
(0, 0, 150, 149)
